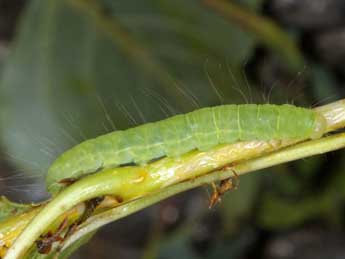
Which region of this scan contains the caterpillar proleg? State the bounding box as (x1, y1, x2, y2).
(47, 104, 327, 194)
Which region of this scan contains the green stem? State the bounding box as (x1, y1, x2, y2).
(3, 169, 136, 259)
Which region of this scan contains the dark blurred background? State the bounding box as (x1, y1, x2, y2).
(1, 0, 345, 258)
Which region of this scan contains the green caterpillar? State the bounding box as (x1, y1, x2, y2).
(47, 104, 327, 194)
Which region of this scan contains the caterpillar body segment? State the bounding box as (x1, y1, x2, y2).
(47, 104, 327, 194)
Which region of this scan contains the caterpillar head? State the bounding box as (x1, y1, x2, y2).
(310, 113, 327, 139)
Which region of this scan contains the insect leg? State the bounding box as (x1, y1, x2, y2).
(209, 182, 221, 208)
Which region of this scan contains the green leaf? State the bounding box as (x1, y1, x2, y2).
(0, 196, 37, 222)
